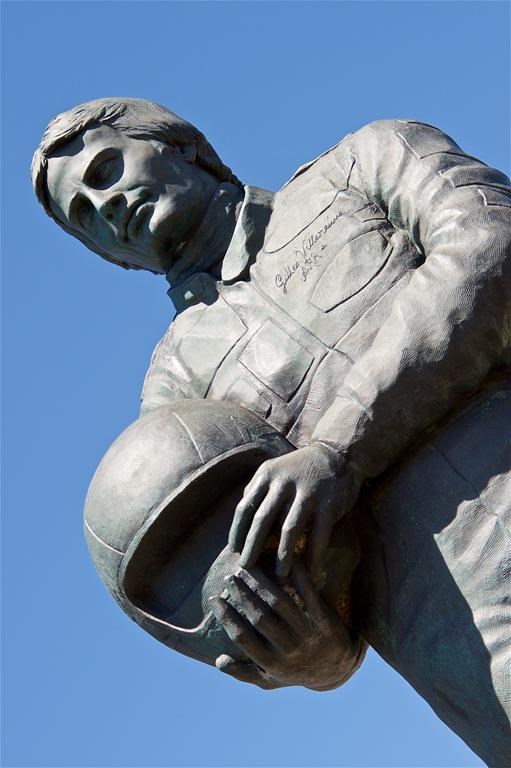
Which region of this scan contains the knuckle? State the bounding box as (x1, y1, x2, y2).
(234, 501, 248, 516)
(242, 483, 258, 500)
(253, 509, 269, 526)
(270, 597, 285, 615)
(231, 627, 246, 644)
(240, 490, 254, 504)
(215, 655, 231, 672)
(277, 548, 289, 563)
(257, 464, 271, 481)
(251, 510, 268, 535)
(236, 500, 252, 516)
(251, 611, 265, 629)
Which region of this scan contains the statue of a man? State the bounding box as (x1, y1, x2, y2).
(32, 99, 511, 765)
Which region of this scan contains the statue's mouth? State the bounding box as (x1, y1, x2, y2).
(125, 199, 152, 242)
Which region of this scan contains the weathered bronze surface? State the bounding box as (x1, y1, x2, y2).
(33, 99, 511, 766)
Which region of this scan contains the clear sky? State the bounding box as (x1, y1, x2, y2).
(2, 1, 510, 766)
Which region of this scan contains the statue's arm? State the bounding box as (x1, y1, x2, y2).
(230, 121, 511, 579)
(311, 119, 511, 481)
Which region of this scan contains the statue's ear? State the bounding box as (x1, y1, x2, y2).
(180, 144, 197, 164)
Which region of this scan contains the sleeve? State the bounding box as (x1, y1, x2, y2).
(311, 119, 511, 481)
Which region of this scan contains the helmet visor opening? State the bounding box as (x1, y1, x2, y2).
(122, 446, 269, 629)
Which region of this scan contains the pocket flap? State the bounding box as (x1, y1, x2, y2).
(225, 378, 271, 418)
(240, 321, 314, 401)
(264, 174, 341, 253)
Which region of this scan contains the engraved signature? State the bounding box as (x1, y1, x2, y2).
(300, 250, 326, 281)
(275, 249, 326, 293)
(296, 208, 343, 259)
(275, 260, 300, 293)
(274, 208, 343, 293)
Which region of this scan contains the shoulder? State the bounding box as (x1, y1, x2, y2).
(347, 119, 467, 162)
(281, 120, 462, 190)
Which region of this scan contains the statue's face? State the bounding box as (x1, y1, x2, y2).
(45, 125, 218, 273)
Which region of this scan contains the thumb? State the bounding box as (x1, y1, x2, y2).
(215, 655, 278, 690)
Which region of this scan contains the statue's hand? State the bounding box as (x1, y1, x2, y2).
(210, 563, 361, 691)
(229, 443, 361, 580)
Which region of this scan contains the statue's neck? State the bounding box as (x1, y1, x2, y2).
(166, 183, 244, 285)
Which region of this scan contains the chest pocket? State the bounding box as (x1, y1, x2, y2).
(239, 320, 314, 402)
(264, 154, 351, 253)
(176, 297, 247, 396)
(310, 229, 392, 312)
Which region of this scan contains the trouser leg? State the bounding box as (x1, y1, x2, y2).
(354, 385, 511, 767)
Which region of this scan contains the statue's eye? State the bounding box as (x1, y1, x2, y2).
(85, 151, 123, 189)
(89, 157, 114, 187)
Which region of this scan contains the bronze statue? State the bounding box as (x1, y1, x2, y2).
(33, 98, 511, 766)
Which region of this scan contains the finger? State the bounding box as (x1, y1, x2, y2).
(225, 575, 295, 654)
(240, 488, 289, 569)
(276, 495, 313, 579)
(307, 509, 337, 584)
(235, 566, 309, 638)
(229, 475, 268, 552)
(215, 654, 279, 690)
(208, 596, 271, 669)
(291, 559, 325, 624)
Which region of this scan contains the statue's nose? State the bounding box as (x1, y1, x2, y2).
(83, 188, 125, 228)
(98, 192, 125, 226)
(90, 188, 142, 239)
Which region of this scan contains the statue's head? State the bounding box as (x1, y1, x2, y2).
(32, 98, 242, 273)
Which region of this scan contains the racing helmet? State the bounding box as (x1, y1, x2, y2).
(84, 399, 293, 666)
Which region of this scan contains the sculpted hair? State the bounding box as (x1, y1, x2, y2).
(31, 97, 242, 268)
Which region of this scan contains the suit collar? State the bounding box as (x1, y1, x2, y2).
(167, 185, 274, 313)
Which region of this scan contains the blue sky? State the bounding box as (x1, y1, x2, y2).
(2, 1, 509, 766)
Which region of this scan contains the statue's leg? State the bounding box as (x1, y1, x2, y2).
(353, 383, 511, 767)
